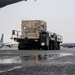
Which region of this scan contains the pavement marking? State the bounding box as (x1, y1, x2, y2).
(59, 53, 73, 57)
(0, 66, 22, 73)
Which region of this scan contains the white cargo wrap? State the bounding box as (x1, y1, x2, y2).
(21, 20, 47, 38)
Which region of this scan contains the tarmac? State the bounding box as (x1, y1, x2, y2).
(0, 46, 75, 75)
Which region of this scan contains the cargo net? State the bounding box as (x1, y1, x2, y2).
(21, 20, 47, 38)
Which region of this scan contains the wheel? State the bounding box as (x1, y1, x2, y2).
(52, 34, 58, 50)
(45, 46, 49, 50)
(57, 43, 60, 50)
(58, 45, 60, 50)
(18, 44, 21, 50)
(18, 43, 24, 50)
(49, 42, 53, 50)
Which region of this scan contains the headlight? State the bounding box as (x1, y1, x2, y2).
(35, 40, 38, 42)
(41, 42, 45, 46)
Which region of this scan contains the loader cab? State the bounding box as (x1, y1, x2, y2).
(39, 31, 49, 48)
(39, 31, 49, 38)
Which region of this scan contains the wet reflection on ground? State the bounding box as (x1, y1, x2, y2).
(0, 53, 72, 64)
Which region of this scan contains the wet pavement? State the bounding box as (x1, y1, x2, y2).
(0, 53, 72, 64)
(0, 52, 75, 75)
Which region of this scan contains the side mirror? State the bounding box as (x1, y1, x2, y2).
(12, 30, 15, 35)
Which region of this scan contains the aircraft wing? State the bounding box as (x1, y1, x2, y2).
(3, 42, 14, 48)
(0, 0, 36, 8)
(0, 0, 25, 8)
(60, 43, 75, 48)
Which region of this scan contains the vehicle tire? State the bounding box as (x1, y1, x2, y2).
(53, 33, 58, 50)
(57, 43, 60, 50)
(24, 45, 28, 50)
(18, 44, 22, 50)
(45, 46, 49, 50)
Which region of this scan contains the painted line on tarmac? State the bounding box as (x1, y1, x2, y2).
(0, 66, 22, 73)
(59, 53, 73, 57)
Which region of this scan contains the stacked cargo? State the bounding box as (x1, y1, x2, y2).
(21, 20, 47, 38)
